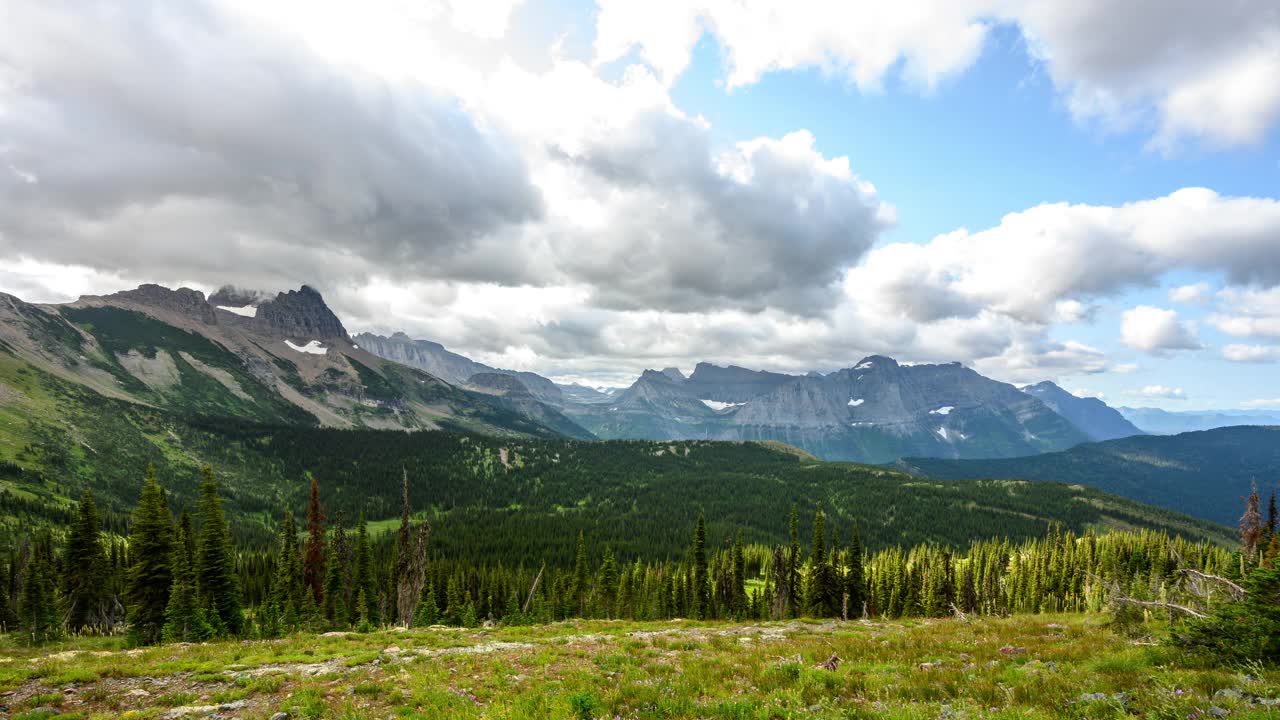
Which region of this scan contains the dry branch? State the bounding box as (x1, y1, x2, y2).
(1111, 596, 1207, 619)
(1176, 568, 1247, 599)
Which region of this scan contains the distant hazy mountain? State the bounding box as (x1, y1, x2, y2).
(557, 383, 615, 404)
(566, 355, 1089, 463)
(1118, 406, 1280, 435)
(898, 425, 1280, 526)
(1021, 381, 1143, 441)
(464, 373, 594, 439)
(353, 332, 564, 405)
(681, 362, 797, 403)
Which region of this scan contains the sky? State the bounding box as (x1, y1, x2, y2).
(1, 0, 1279, 408)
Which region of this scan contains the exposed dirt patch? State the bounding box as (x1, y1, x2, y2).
(115, 349, 180, 391)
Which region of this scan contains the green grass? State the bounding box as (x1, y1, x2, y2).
(1, 615, 1276, 719)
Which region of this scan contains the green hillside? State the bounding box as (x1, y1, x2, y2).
(898, 425, 1280, 526)
(0, 349, 1233, 556)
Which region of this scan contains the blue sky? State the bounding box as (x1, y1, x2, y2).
(2, 0, 1279, 408)
(613, 13, 1280, 408)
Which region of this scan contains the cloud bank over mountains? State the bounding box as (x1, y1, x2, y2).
(2, 0, 1279, 393)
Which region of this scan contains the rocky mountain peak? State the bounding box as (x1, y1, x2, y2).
(105, 284, 217, 324)
(639, 369, 678, 384)
(660, 367, 686, 382)
(850, 355, 900, 370)
(256, 286, 349, 341)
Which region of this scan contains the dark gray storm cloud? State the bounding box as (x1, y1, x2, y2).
(0, 0, 543, 289)
(553, 111, 891, 315)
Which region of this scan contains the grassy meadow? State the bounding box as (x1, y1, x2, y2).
(1, 614, 1277, 719)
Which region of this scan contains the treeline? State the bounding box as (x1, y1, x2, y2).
(6, 464, 1268, 647)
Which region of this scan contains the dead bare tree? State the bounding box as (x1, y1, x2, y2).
(1110, 596, 1207, 618)
(1177, 568, 1248, 601)
(396, 467, 432, 626)
(523, 563, 546, 615)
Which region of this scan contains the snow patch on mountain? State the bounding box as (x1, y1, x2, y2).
(284, 339, 327, 355)
(930, 406, 954, 416)
(701, 399, 744, 411)
(854, 361, 875, 370)
(216, 305, 257, 318)
(848, 398, 864, 407)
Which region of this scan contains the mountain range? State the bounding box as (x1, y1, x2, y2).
(3, 282, 1279, 530)
(1117, 406, 1280, 435)
(0, 284, 584, 439)
(3, 282, 1277, 471)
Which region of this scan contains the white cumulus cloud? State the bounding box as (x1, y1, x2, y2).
(594, 0, 1280, 148)
(1120, 306, 1201, 354)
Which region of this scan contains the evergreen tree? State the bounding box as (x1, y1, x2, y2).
(323, 511, 351, 625)
(597, 547, 619, 618)
(415, 583, 440, 627)
(354, 588, 372, 633)
(845, 521, 865, 619)
(571, 530, 589, 616)
(787, 505, 801, 617)
(64, 489, 110, 632)
(163, 512, 211, 642)
(807, 506, 839, 617)
(195, 466, 242, 635)
(351, 515, 378, 627)
(19, 535, 60, 645)
(730, 533, 746, 617)
(269, 511, 305, 632)
(126, 466, 174, 645)
(692, 513, 709, 619)
(303, 477, 326, 606)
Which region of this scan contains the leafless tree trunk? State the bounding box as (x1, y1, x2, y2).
(523, 564, 545, 614)
(396, 468, 432, 626)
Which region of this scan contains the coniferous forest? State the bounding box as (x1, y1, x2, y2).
(6, 456, 1278, 661)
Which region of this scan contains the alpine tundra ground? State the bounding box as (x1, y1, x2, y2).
(1, 615, 1278, 720)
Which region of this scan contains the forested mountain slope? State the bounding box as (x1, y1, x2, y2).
(898, 425, 1280, 526)
(0, 352, 1233, 558)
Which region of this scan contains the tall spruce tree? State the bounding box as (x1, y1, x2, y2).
(787, 505, 801, 617)
(64, 489, 110, 632)
(692, 513, 709, 619)
(845, 521, 865, 619)
(731, 533, 746, 617)
(195, 466, 242, 635)
(126, 466, 174, 645)
(808, 506, 839, 617)
(19, 535, 60, 645)
(269, 512, 305, 632)
(164, 512, 211, 642)
(351, 515, 378, 627)
(597, 546, 619, 618)
(303, 477, 326, 606)
(571, 531, 589, 616)
(323, 511, 351, 625)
